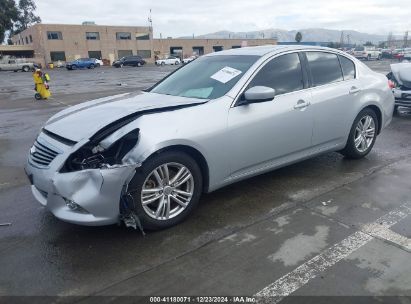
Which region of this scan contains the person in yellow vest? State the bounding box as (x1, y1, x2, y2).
(33, 69, 51, 100)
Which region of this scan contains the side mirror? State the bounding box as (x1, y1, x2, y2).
(242, 86, 275, 105)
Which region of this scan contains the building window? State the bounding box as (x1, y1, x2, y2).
(213, 46, 223, 52)
(136, 33, 150, 40)
(170, 47, 183, 57)
(116, 32, 131, 40)
(192, 46, 204, 56)
(86, 32, 100, 40)
(25, 37, 29, 44)
(29, 35, 33, 43)
(137, 50, 151, 58)
(50, 51, 66, 62)
(88, 51, 102, 59)
(232, 45, 241, 49)
(47, 31, 63, 40)
(118, 50, 133, 58)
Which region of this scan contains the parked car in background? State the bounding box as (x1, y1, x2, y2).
(25, 45, 394, 230)
(381, 49, 393, 59)
(92, 58, 104, 67)
(66, 58, 96, 70)
(182, 56, 197, 64)
(387, 63, 411, 112)
(112, 56, 146, 68)
(353, 46, 382, 60)
(55, 60, 65, 68)
(0, 58, 36, 72)
(156, 56, 181, 66)
(393, 48, 411, 62)
(403, 51, 411, 61)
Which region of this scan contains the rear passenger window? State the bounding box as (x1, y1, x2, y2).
(249, 53, 304, 95)
(339, 55, 356, 80)
(306, 52, 343, 86)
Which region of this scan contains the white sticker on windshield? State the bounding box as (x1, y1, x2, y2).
(210, 66, 242, 84)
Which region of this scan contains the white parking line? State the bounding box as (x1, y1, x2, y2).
(362, 223, 411, 251)
(255, 203, 411, 302)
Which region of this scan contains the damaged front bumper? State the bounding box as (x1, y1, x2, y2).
(25, 132, 138, 226)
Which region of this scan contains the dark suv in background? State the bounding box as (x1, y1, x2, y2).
(112, 56, 146, 68)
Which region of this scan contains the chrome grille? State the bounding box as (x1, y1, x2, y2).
(29, 139, 60, 167)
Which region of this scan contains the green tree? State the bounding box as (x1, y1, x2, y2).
(327, 42, 341, 49)
(295, 31, 302, 43)
(0, 0, 18, 43)
(364, 41, 374, 46)
(13, 0, 41, 35)
(378, 42, 386, 48)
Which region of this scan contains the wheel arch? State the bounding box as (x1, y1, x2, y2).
(361, 104, 382, 134)
(144, 144, 210, 193)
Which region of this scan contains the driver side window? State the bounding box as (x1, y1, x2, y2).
(249, 53, 304, 95)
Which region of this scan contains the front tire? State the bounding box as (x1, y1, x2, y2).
(22, 66, 30, 72)
(127, 151, 203, 230)
(340, 108, 378, 159)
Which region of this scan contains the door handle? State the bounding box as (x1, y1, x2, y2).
(349, 87, 362, 94)
(294, 100, 311, 110)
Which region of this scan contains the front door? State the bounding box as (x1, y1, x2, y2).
(227, 52, 314, 178)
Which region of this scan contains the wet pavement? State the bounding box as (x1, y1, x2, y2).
(0, 60, 410, 301)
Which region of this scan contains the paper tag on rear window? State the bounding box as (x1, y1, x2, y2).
(210, 66, 242, 84)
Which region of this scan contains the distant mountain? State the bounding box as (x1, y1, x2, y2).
(180, 28, 393, 45)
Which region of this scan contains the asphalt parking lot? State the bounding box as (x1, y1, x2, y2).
(0, 60, 411, 302)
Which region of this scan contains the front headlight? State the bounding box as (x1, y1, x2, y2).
(61, 129, 139, 172)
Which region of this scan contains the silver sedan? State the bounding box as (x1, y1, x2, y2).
(25, 45, 394, 230)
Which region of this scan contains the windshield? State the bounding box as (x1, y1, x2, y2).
(150, 55, 259, 99)
(354, 47, 364, 51)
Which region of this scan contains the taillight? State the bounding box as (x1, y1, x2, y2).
(388, 80, 395, 89)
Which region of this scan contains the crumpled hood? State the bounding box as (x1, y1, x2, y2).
(44, 92, 207, 142)
(391, 63, 411, 87)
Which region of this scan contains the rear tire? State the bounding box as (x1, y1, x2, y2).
(126, 151, 203, 230)
(89, 64, 95, 69)
(34, 93, 42, 100)
(71, 65, 77, 70)
(22, 66, 30, 72)
(161, 62, 165, 66)
(340, 108, 378, 159)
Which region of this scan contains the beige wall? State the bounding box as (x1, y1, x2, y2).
(11, 24, 278, 67)
(153, 38, 277, 58)
(12, 24, 153, 66)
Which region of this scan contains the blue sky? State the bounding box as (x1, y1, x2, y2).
(35, 0, 410, 37)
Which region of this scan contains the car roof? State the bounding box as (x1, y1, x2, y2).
(205, 45, 341, 57)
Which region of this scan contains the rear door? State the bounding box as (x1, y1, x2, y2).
(305, 51, 360, 148)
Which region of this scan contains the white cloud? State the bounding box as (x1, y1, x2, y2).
(35, 0, 411, 37)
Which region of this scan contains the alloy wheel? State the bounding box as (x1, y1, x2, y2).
(140, 162, 194, 220)
(354, 115, 375, 153)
